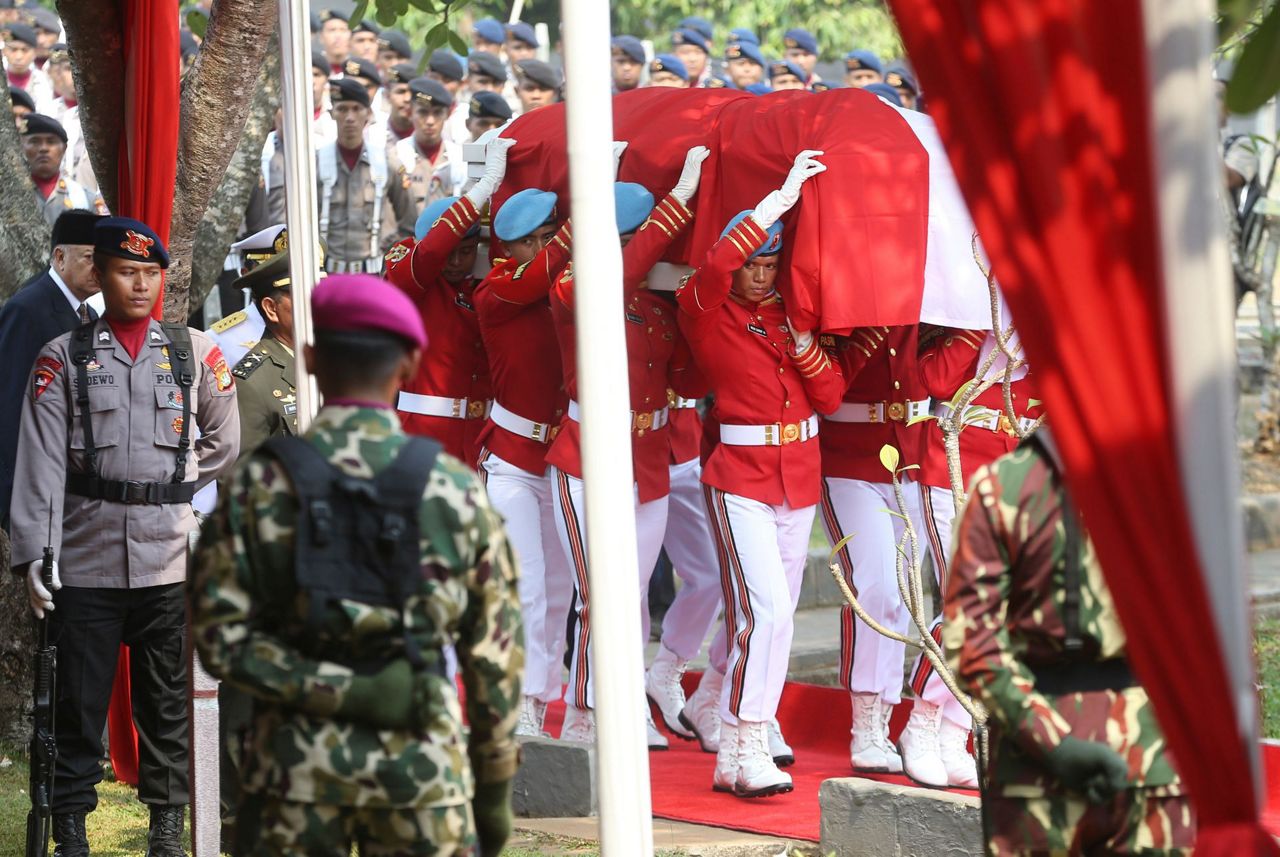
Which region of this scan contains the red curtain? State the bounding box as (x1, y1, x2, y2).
(496, 87, 929, 331)
(886, 1, 1276, 852)
(106, 0, 181, 787)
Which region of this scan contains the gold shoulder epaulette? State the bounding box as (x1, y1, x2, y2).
(211, 310, 248, 334)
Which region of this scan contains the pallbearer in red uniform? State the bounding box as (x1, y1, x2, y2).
(383, 137, 515, 466)
(677, 151, 842, 797)
(904, 325, 1042, 788)
(473, 185, 575, 739)
(548, 147, 709, 747)
(817, 325, 935, 781)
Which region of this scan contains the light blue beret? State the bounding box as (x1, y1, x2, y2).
(415, 197, 480, 242)
(721, 210, 784, 258)
(494, 188, 559, 241)
(614, 182, 655, 234)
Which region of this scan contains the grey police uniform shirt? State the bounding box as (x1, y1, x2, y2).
(315, 145, 413, 263)
(10, 318, 241, 588)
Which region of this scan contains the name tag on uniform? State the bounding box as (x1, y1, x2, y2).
(626, 311, 644, 325)
(747, 322, 768, 337)
(455, 294, 474, 311)
(284, 404, 297, 415)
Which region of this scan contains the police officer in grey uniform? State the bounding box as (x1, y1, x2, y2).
(10, 217, 240, 857)
(20, 112, 105, 225)
(316, 78, 412, 273)
(388, 77, 456, 241)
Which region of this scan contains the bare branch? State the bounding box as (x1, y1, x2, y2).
(57, 0, 125, 212)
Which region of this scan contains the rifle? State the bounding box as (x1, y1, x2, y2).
(25, 508, 56, 857)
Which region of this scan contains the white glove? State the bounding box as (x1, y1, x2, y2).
(787, 316, 814, 353)
(26, 559, 60, 619)
(612, 140, 629, 180)
(671, 146, 711, 205)
(465, 136, 518, 207)
(752, 149, 827, 229)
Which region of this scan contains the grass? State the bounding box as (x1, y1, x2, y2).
(1256, 617, 1280, 739)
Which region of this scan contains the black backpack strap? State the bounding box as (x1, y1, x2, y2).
(69, 325, 98, 477)
(1025, 428, 1085, 653)
(372, 436, 441, 673)
(162, 323, 195, 483)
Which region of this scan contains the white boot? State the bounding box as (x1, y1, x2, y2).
(898, 699, 947, 788)
(849, 692, 891, 773)
(646, 706, 669, 751)
(514, 696, 547, 738)
(881, 700, 903, 774)
(560, 704, 596, 744)
(734, 720, 794, 798)
(767, 718, 794, 767)
(712, 719, 739, 793)
(645, 646, 694, 739)
(679, 668, 723, 753)
(939, 717, 978, 788)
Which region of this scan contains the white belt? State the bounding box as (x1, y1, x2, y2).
(823, 398, 932, 424)
(568, 399, 669, 433)
(937, 403, 1038, 436)
(397, 393, 491, 420)
(719, 414, 819, 447)
(491, 401, 557, 443)
(668, 393, 699, 409)
(326, 257, 383, 274)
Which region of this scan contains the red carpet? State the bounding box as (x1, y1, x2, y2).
(543, 676, 978, 843)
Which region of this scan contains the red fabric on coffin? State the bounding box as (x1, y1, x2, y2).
(106, 0, 182, 788)
(693, 89, 929, 333)
(538, 677, 975, 842)
(886, 1, 1276, 852)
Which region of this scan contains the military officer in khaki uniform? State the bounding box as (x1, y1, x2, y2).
(316, 78, 413, 273)
(10, 217, 240, 857)
(230, 251, 311, 458)
(20, 112, 105, 225)
(388, 77, 456, 241)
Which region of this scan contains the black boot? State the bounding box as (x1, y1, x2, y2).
(144, 805, 187, 857)
(52, 812, 90, 857)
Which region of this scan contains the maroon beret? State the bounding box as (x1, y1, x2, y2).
(312, 274, 427, 349)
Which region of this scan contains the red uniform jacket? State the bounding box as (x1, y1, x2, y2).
(676, 214, 844, 508)
(915, 327, 1044, 490)
(547, 195, 696, 503)
(383, 196, 491, 466)
(473, 222, 573, 475)
(820, 325, 931, 484)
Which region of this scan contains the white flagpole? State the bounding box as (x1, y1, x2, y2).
(1142, 0, 1260, 792)
(559, 0, 655, 852)
(277, 0, 322, 430)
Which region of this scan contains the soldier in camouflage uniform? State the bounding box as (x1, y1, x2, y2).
(190, 274, 523, 857)
(943, 428, 1195, 855)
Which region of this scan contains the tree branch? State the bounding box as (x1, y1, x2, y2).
(0, 77, 52, 301)
(165, 0, 277, 320)
(57, 0, 125, 212)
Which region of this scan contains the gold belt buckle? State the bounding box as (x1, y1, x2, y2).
(466, 400, 486, 419)
(666, 388, 677, 408)
(549, 424, 561, 441)
(781, 422, 801, 444)
(997, 413, 1017, 436)
(888, 402, 906, 422)
(634, 411, 653, 432)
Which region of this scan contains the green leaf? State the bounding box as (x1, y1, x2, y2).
(879, 444, 900, 474)
(907, 414, 936, 426)
(898, 463, 920, 472)
(424, 21, 449, 53)
(349, 0, 370, 27)
(880, 508, 910, 521)
(1227, 1, 1280, 113)
(185, 10, 207, 40)
(447, 30, 469, 55)
(1027, 398, 1043, 408)
(1219, 0, 1264, 44)
(376, 4, 399, 27)
(948, 381, 976, 411)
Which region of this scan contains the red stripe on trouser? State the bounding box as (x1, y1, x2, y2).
(475, 447, 491, 487)
(918, 484, 949, 593)
(557, 470, 592, 709)
(704, 485, 755, 718)
(819, 478, 858, 692)
(910, 619, 944, 695)
(702, 484, 737, 680)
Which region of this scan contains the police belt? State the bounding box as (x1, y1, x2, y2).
(66, 473, 196, 505)
(1031, 658, 1135, 695)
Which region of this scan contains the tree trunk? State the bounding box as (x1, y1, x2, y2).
(0, 520, 34, 744)
(165, 0, 278, 321)
(56, 0, 124, 213)
(0, 77, 53, 302)
(188, 37, 281, 311)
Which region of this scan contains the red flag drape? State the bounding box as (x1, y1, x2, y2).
(886, 1, 1276, 852)
(106, 0, 181, 788)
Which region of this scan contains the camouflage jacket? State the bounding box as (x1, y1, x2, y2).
(942, 439, 1182, 797)
(189, 405, 523, 808)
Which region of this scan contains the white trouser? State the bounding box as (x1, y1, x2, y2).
(704, 486, 814, 725)
(552, 467, 670, 710)
(820, 477, 923, 704)
(909, 483, 971, 729)
(659, 458, 728, 665)
(479, 449, 574, 703)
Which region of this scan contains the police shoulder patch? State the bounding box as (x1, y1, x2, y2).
(211, 310, 247, 334)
